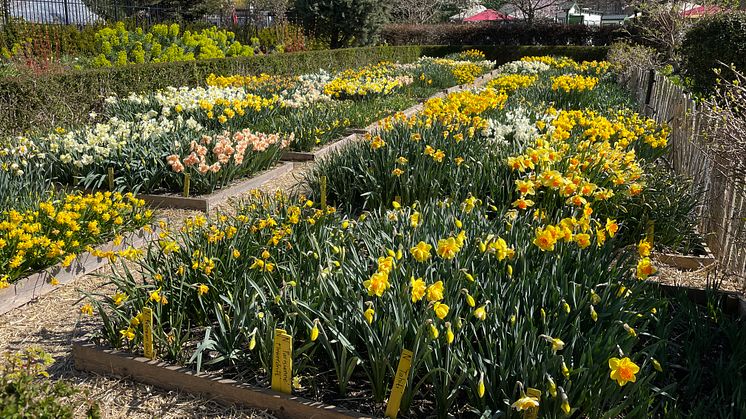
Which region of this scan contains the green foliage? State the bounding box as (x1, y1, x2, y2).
(649, 289, 746, 417)
(681, 11, 746, 93)
(89, 193, 663, 417)
(293, 0, 391, 48)
(90, 22, 255, 68)
(0, 348, 100, 418)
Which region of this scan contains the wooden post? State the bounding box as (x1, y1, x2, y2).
(644, 68, 656, 117)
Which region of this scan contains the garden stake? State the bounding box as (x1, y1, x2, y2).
(320, 176, 327, 212)
(108, 167, 114, 191)
(183, 173, 191, 198)
(385, 349, 413, 418)
(271, 329, 292, 394)
(142, 307, 154, 360)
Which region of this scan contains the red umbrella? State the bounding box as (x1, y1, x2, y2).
(463, 9, 515, 22)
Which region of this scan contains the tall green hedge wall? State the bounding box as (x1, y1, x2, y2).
(0, 45, 608, 135)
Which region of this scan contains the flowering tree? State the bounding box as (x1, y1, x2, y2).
(391, 0, 471, 23)
(482, 0, 564, 22)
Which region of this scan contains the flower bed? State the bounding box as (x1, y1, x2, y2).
(78, 56, 744, 417)
(1, 54, 494, 201)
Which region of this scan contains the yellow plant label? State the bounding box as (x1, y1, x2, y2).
(320, 176, 327, 212)
(142, 307, 154, 359)
(183, 173, 191, 198)
(107, 167, 114, 191)
(385, 349, 413, 418)
(271, 328, 293, 394)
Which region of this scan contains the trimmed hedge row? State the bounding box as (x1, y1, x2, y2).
(383, 23, 626, 47)
(0, 44, 608, 135)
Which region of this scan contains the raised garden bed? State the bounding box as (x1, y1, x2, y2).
(655, 245, 715, 271)
(0, 226, 157, 316)
(72, 342, 370, 419)
(136, 163, 294, 212)
(278, 69, 503, 163)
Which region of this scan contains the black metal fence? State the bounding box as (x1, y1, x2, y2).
(0, 0, 274, 28)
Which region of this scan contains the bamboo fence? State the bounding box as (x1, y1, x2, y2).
(624, 68, 746, 287)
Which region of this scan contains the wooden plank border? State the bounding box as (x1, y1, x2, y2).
(0, 226, 157, 316)
(655, 242, 715, 271)
(72, 343, 372, 419)
(137, 162, 294, 212)
(655, 253, 716, 271)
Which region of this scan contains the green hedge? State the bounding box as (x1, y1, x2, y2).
(681, 12, 746, 94)
(0, 45, 607, 135)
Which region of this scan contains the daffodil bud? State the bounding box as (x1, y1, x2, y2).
(651, 357, 663, 372)
(310, 319, 320, 342)
(430, 323, 439, 339)
(561, 361, 570, 379)
(623, 323, 636, 337)
(546, 375, 557, 398)
(590, 305, 598, 322)
(478, 374, 485, 398)
(446, 322, 454, 345)
(559, 386, 570, 415)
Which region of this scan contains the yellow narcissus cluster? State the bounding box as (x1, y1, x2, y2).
(205, 73, 295, 94)
(324, 62, 414, 99)
(0, 191, 152, 286)
(487, 74, 538, 94)
(551, 74, 599, 93)
(199, 93, 280, 123)
(508, 108, 668, 213)
(416, 88, 508, 131)
(455, 49, 487, 61)
(521, 56, 612, 75)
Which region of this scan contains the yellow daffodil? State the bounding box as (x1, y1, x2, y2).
(608, 357, 640, 386)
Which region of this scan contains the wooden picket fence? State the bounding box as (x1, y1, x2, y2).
(623, 68, 746, 286)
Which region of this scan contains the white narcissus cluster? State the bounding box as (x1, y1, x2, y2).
(497, 60, 551, 75)
(482, 107, 542, 146)
(39, 115, 204, 169)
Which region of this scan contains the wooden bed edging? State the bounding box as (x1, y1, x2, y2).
(0, 226, 157, 316)
(137, 162, 294, 212)
(655, 241, 715, 271)
(72, 343, 373, 419)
